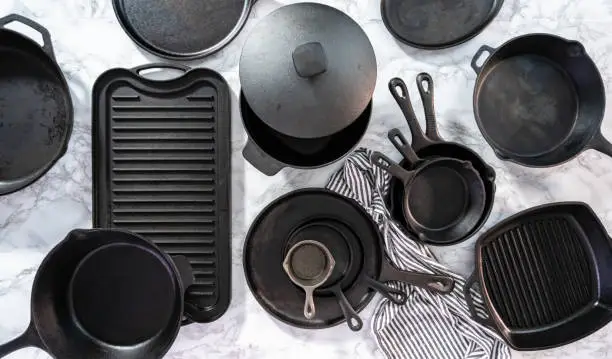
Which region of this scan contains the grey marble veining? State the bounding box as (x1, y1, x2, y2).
(1, 0, 612, 358)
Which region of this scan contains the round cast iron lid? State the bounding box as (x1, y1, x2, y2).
(381, 0, 504, 49)
(239, 3, 377, 139)
(113, 0, 253, 59)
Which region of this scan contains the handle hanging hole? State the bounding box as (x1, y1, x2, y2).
(474, 50, 490, 68)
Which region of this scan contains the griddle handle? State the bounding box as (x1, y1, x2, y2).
(416, 73, 442, 142)
(388, 78, 432, 150)
(471, 45, 495, 74)
(0, 14, 55, 60)
(243, 139, 285, 176)
(464, 271, 496, 329)
(0, 322, 44, 358)
(388, 128, 420, 167)
(380, 259, 455, 295)
(588, 131, 612, 160)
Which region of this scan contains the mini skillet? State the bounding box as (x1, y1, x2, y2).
(372, 141, 486, 244)
(387, 75, 496, 244)
(0, 229, 194, 359)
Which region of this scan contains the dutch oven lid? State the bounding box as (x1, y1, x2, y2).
(239, 3, 377, 139)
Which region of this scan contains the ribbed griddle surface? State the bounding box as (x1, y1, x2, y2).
(93, 68, 231, 322)
(481, 215, 593, 329)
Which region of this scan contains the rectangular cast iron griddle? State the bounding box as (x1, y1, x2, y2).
(92, 64, 231, 322)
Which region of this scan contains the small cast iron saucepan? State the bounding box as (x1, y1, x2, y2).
(372, 142, 486, 244)
(0, 229, 194, 359)
(388, 75, 495, 244)
(471, 34, 608, 167)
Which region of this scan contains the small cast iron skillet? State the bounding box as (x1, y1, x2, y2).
(0, 229, 194, 359)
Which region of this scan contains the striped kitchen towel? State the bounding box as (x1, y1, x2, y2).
(326, 148, 511, 359)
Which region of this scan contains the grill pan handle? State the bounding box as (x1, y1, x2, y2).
(388, 78, 433, 150)
(0, 322, 44, 358)
(464, 271, 496, 329)
(132, 63, 191, 78)
(0, 14, 55, 60)
(471, 45, 496, 74)
(587, 130, 612, 160)
(243, 139, 285, 176)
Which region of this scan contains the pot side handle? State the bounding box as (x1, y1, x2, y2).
(0, 14, 55, 61)
(464, 271, 496, 329)
(471, 45, 496, 74)
(0, 322, 44, 358)
(243, 139, 285, 176)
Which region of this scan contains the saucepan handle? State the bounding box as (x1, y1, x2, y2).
(471, 45, 496, 74)
(243, 139, 285, 176)
(380, 258, 455, 294)
(0, 322, 44, 358)
(388, 128, 420, 166)
(388, 78, 431, 150)
(588, 130, 612, 160)
(370, 151, 415, 184)
(464, 271, 496, 329)
(0, 14, 55, 60)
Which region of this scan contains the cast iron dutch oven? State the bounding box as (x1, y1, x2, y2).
(240, 3, 377, 175)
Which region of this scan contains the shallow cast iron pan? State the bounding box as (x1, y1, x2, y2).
(465, 202, 612, 350)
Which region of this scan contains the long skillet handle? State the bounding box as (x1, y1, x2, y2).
(388, 128, 421, 167)
(388, 78, 433, 151)
(416, 73, 443, 142)
(379, 258, 455, 295)
(588, 131, 612, 160)
(464, 271, 496, 329)
(370, 152, 415, 184)
(0, 322, 44, 358)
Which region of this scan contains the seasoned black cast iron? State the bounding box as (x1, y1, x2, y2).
(0, 14, 73, 195)
(381, 0, 504, 49)
(372, 146, 485, 244)
(472, 34, 609, 167)
(113, 0, 254, 60)
(92, 63, 232, 323)
(0, 229, 194, 358)
(387, 75, 495, 244)
(239, 3, 377, 175)
(243, 189, 455, 331)
(464, 203, 612, 350)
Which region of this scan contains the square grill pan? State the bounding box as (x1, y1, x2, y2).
(465, 202, 612, 350)
(92, 64, 231, 323)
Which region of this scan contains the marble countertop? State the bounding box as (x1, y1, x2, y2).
(1, 0, 612, 358)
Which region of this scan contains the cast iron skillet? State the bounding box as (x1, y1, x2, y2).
(388, 75, 495, 244)
(0, 14, 73, 195)
(471, 34, 609, 167)
(0, 229, 194, 358)
(244, 189, 455, 331)
(464, 203, 612, 350)
(375, 133, 486, 244)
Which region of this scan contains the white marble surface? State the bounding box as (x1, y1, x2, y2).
(1, 0, 612, 358)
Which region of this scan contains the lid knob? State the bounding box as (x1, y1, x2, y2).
(292, 42, 328, 78)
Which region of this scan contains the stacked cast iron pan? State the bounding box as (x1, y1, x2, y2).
(384, 74, 496, 246)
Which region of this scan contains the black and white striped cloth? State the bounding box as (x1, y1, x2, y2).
(326, 148, 511, 359)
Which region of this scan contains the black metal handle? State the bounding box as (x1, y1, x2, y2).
(0, 322, 44, 358)
(387, 128, 420, 166)
(132, 63, 190, 78)
(243, 139, 285, 176)
(332, 286, 363, 331)
(416, 73, 442, 142)
(363, 275, 408, 305)
(370, 152, 414, 184)
(464, 271, 496, 328)
(588, 130, 612, 160)
(380, 258, 455, 294)
(388, 78, 432, 150)
(171, 255, 199, 322)
(0, 14, 55, 60)
(471, 45, 495, 74)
